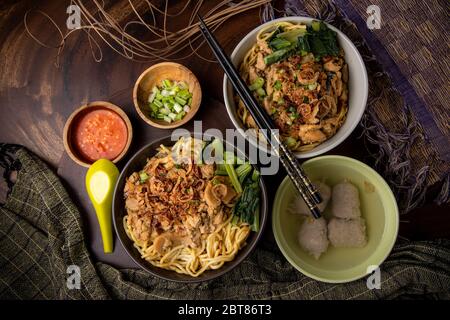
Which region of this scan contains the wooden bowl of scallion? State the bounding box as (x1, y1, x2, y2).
(133, 62, 202, 129)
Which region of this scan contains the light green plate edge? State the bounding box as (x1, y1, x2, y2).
(272, 155, 399, 283)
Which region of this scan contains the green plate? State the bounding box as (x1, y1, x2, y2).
(272, 155, 399, 283)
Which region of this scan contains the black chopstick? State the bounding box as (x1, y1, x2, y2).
(197, 15, 323, 219)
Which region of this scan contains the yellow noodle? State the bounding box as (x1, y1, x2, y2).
(123, 142, 251, 277)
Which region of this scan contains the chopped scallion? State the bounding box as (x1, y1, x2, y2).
(249, 77, 264, 91)
(148, 79, 194, 123)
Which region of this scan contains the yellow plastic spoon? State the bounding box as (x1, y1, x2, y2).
(85, 159, 119, 253)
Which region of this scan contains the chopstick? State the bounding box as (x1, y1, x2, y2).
(197, 15, 323, 219)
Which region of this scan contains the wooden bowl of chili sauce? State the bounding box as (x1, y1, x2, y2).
(63, 101, 133, 167)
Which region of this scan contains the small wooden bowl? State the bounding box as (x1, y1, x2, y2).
(133, 62, 202, 129)
(63, 101, 133, 167)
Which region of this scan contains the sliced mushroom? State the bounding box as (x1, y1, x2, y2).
(125, 198, 139, 211)
(324, 58, 342, 72)
(256, 52, 266, 70)
(221, 185, 237, 204)
(299, 125, 327, 144)
(210, 177, 237, 204)
(153, 234, 173, 254)
(204, 182, 221, 209)
(248, 66, 259, 83)
(213, 211, 224, 225)
(200, 164, 215, 179)
(296, 68, 319, 85)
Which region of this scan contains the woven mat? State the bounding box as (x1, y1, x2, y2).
(263, 0, 449, 213)
(1, 145, 449, 299)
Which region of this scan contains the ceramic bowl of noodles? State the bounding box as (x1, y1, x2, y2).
(223, 16, 368, 158)
(112, 134, 268, 282)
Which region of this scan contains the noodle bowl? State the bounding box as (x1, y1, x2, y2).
(223, 17, 368, 158)
(237, 21, 348, 152)
(118, 137, 265, 278)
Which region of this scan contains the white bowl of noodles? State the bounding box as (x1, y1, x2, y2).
(223, 17, 368, 158)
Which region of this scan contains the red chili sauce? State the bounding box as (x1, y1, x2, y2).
(72, 108, 128, 162)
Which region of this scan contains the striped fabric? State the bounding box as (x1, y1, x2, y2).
(0, 145, 449, 299)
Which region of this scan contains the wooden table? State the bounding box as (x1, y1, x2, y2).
(1, 0, 448, 268)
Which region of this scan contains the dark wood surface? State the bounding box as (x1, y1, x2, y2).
(0, 0, 448, 269)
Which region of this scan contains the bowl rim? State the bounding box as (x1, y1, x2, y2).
(63, 101, 133, 168)
(222, 16, 369, 159)
(272, 155, 399, 283)
(132, 62, 202, 129)
(112, 134, 269, 282)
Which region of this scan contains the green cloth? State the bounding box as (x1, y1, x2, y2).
(0, 145, 449, 300)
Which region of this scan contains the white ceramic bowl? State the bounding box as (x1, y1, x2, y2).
(223, 17, 368, 158)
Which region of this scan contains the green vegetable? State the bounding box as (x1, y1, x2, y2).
(311, 20, 321, 32)
(268, 37, 292, 50)
(224, 162, 242, 194)
(263, 48, 290, 65)
(251, 169, 260, 182)
(175, 111, 185, 121)
(173, 103, 183, 113)
(215, 167, 228, 176)
(236, 163, 252, 184)
(177, 89, 191, 100)
(266, 25, 284, 44)
(231, 214, 240, 225)
(308, 83, 317, 90)
(305, 21, 339, 59)
(251, 202, 260, 232)
(223, 152, 245, 165)
(297, 35, 311, 54)
(303, 96, 310, 103)
(249, 77, 264, 91)
(275, 27, 307, 43)
(285, 137, 297, 148)
(168, 112, 176, 120)
(177, 81, 188, 89)
(256, 87, 266, 97)
(264, 21, 339, 66)
(231, 170, 261, 231)
(148, 79, 192, 123)
(153, 99, 163, 108)
(209, 138, 244, 193)
(224, 151, 236, 165)
(139, 172, 149, 183)
(174, 96, 187, 106)
(159, 107, 170, 115)
(210, 138, 224, 161)
(162, 79, 172, 89)
(309, 36, 327, 60)
(150, 103, 159, 114)
(289, 112, 299, 120)
(273, 80, 282, 90)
